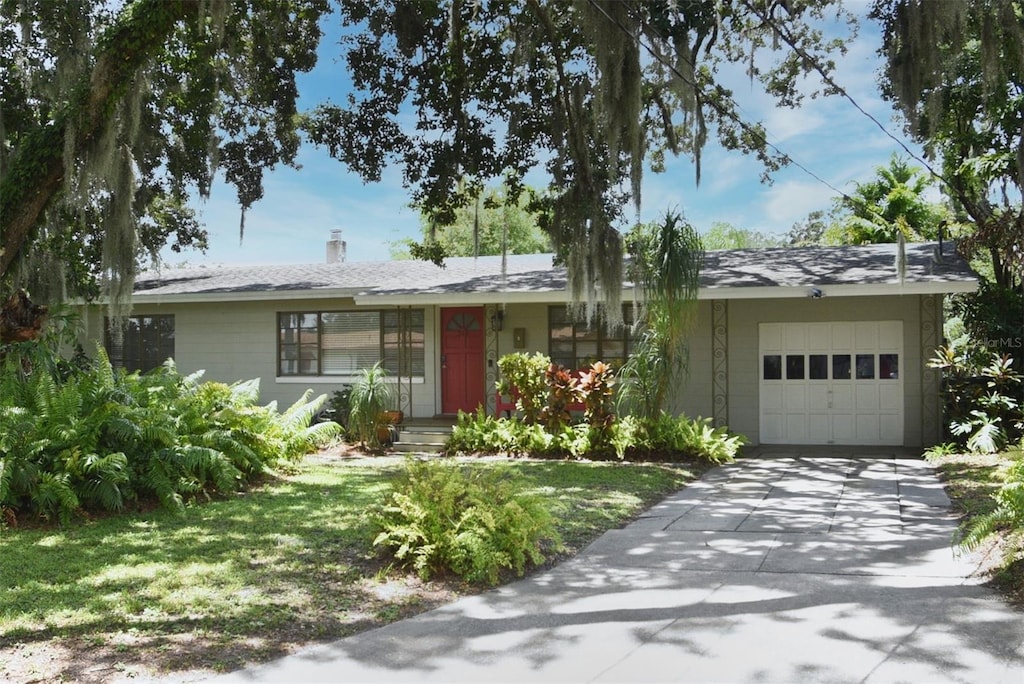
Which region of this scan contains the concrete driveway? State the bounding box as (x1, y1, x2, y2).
(216, 450, 1024, 683)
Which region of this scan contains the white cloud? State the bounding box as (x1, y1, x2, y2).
(763, 107, 827, 145)
(761, 180, 839, 231)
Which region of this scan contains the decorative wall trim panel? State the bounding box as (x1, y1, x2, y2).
(485, 304, 499, 416)
(712, 300, 729, 428)
(920, 294, 941, 445)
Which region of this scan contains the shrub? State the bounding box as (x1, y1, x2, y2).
(371, 458, 563, 585)
(0, 345, 341, 524)
(606, 412, 742, 463)
(960, 443, 1024, 569)
(325, 386, 353, 429)
(539, 363, 579, 432)
(444, 408, 742, 464)
(347, 362, 396, 450)
(553, 423, 592, 458)
(448, 408, 518, 455)
(496, 352, 550, 424)
(930, 347, 1022, 453)
(669, 415, 745, 463)
(579, 361, 616, 431)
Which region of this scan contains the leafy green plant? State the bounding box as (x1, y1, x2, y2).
(931, 347, 1022, 453)
(444, 408, 742, 463)
(616, 327, 671, 420)
(496, 352, 550, 424)
(347, 362, 396, 450)
(448, 408, 519, 455)
(371, 457, 563, 585)
(923, 442, 960, 459)
(326, 386, 353, 428)
(960, 444, 1024, 569)
(553, 423, 592, 458)
(0, 341, 341, 524)
(623, 211, 703, 418)
(671, 415, 745, 464)
(608, 412, 743, 463)
(952, 403, 1015, 455)
(609, 414, 644, 460)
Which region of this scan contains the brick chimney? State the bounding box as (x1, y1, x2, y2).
(326, 229, 346, 264)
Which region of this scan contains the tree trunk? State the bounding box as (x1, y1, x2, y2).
(0, 0, 194, 280)
(0, 290, 48, 343)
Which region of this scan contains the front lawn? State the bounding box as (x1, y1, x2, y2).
(0, 453, 708, 683)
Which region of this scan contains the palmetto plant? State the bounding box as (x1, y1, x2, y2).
(0, 340, 341, 525)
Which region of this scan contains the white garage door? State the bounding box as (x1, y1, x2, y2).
(759, 321, 903, 445)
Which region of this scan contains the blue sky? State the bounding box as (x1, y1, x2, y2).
(171, 2, 928, 267)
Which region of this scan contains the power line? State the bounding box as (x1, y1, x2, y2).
(584, 0, 854, 201)
(584, 0, 942, 226)
(734, 0, 951, 191)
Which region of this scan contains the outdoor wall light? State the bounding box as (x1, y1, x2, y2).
(490, 309, 505, 332)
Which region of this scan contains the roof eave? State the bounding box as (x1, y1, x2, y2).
(91, 277, 978, 307)
(696, 280, 979, 300)
(355, 280, 978, 306)
(115, 288, 364, 305)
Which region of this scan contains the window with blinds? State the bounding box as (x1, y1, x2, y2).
(278, 309, 424, 377)
(321, 311, 380, 375)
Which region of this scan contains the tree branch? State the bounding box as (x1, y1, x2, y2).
(0, 0, 196, 281)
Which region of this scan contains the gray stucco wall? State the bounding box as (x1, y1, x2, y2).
(82, 299, 440, 418)
(81, 292, 941, 446)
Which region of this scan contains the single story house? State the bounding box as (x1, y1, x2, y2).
(78, 239, 977, 447)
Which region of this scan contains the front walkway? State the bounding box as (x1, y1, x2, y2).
(215, 451, 1024, 683)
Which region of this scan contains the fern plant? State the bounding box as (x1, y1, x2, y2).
(372, 457, 563, 585)
(961, 446, 1024, 569)
(0, 337, 340, 524)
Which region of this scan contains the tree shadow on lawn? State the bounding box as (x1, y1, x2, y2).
(1, 456, 709, 681)
(0, 467, 466, 682)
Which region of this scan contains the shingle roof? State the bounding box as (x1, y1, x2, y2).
(134, 253, 563, 297)
(131, 241, 976, 301)
(701, 241, 975, 288)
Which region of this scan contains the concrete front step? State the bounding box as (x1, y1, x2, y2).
(392, 425, 452, 454)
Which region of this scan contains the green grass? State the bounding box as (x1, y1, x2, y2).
(925, 447, 1024, 603)
(0, 455, 707, 680)
(925, 448, 1014, 518)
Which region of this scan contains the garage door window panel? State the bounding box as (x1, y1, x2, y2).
(809, 354, 828, 380)
(833, 355, 852, 380)
(856, 354, 875, 379)
(786, 355, 805, 380)
(880, 354, 899, 379)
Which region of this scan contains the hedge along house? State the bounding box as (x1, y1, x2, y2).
(79, 239, 977, 448)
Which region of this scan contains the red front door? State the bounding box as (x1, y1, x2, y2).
(441, 307, 485, 414)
